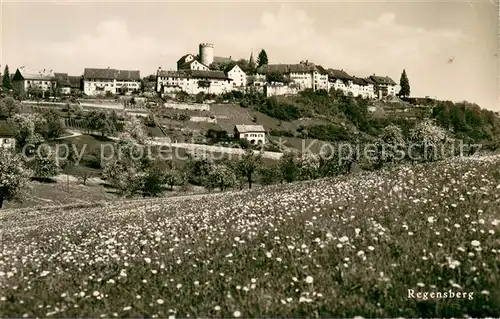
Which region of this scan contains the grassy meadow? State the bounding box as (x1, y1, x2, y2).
(0, 154, 499, 317)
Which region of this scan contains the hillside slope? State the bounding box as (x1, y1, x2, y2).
(1, 155, 500, 317)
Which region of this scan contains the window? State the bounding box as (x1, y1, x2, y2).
(4, 139, 10, 143)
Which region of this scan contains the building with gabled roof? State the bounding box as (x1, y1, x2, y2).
(83, 67, 140, 96)
(234, 124, 266, 145)
(256, 61, 328, 91)
(12, 67, 57, 98)
(226, 64, 247, 87)
(0, 121, 16, 150)
(156, 68, 232, 95)
(54, 73, 82, 95)
(368, 74, 399, 98)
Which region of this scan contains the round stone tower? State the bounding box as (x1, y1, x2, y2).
(199, 43, 214, 66)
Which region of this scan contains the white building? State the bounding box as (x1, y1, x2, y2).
(0, 122, 16, 150)
(177, 54, 210, 71)
(156, 69, 232, 95)
(234, 125, 266, 145)
(11, 67, 57, 98)
(83, 68, 141, 96)
(327, 69, 354, 94)
(226, 64, 247, 87)
(256, 61, 328, 91)
(367, 75, 399, 99)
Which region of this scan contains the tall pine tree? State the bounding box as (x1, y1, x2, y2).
(2, 65, 12, 90)
(398, 69, 410, 98)
(248, 51, 256, 74)
(257, 49, 268, 68)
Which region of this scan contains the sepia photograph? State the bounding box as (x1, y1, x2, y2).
(0, 0, 499, 317)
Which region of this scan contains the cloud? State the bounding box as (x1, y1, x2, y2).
(42, 20, 182, 74)
(228, 4, 468, 75)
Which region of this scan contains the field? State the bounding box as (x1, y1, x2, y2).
(1, 155, 499, 317)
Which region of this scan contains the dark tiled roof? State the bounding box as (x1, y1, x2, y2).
(327, 69, 354, 81)
(68, 76, 82, 89)
(178, 59, 210, 70)
(177, 54, 195, 65)
(54, 72, 70, 86)
(157, 70, 190, 78)
(257, 63, 318, 74)
(157, 70, 230, 80)
(14, 68, 56, 81)
(235, 125, 265, 133)
(368, 75, 397, 86)
(83, 68, 140, 81)
(190, 70, 230, 80)
(315, 65, 329, 75)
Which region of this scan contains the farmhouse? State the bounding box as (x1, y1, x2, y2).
(234, 125, 266, 145)
(156, 69, 232, 95)
(0, 122, 16, 150)
(11, 67, 57, 98)
(83, 68, 141, 96)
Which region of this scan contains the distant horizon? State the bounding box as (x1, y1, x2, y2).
(1, 0, 498, 110)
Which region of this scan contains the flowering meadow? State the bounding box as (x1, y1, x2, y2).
(1, 154, 499, 317)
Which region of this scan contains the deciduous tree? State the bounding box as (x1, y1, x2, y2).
(0, 149, 31, 209)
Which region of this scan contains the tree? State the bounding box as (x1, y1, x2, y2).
(248, 53, 257, 75)
(257, 49, 269, 67)
(206, 163, 236, 192)
(298, 152, 321, 180)
(2, 65, 11, 90)
(237, 149, 262, 189)
(0, 97, 20, 118)
(32, 148, 61, 180)
(0, 149, 31, 209)
(258, 166, 281, 186)
(398, 69, 410, 98)
(8, 113, 45, 150)
(41, 109, 65, 140)
(164, 167, 181, 191)
(102, 136, 148, 196)
(141, 166, 166, 197)
(409, 119, 448, 162)
(279, 151, 300, 183)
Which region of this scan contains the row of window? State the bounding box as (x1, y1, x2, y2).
(242, 133, 264, 138)
(26, 80, 53, 85)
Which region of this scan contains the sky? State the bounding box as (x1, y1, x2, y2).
(1, 0, 499, 111)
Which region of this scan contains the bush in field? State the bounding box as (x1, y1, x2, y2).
(164, 167, 182, 191)
(206, 163, 236, 191)
(410, 119, 448, 162)
(298, 152, 321, 180)
(371, 124, 407, 169)
(184, 152, 213, 186)
(0, 97, 20, 119)
(256, 96, 301, 121)
(102, 136, 148, 196)
(141, 166, 167, 197)
(236, 149, 262, 189)
(122, 115, 147, 144)
(32, 148, 61, 180)
(40, 109, 65, 140)
(279, 151, 300, 183)
(258, 166, 282, 186)
(318, 146, 356, 177)
(0, 149, 31, 209)
(8, 113, 45, 149)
